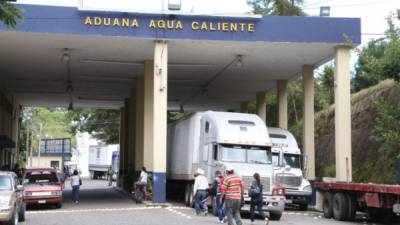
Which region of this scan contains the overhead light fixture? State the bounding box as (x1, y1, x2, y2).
(235, 55, 243, 68)
(61, 48, 71, 62)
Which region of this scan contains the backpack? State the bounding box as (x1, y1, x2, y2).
(248, 183, 262, 198)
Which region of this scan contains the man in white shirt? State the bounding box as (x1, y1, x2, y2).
(135, 167, 148, 202)
(193, 168, 209, 215)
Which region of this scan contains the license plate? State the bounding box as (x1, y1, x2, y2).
(38, 200, 46, 204)
(285, 199, 293, 204)
(393, 204, 400, 214)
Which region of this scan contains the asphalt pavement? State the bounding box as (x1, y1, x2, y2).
(21, 180, 385, 225)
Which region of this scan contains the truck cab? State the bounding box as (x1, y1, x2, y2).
(198, 112, 285, 220)
(269, 127, 312, 210)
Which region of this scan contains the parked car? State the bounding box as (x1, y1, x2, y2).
(0, 171, 26, 225)
(22, 168, 63, 208)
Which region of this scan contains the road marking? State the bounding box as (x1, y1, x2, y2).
(165, 207, 192, 220)
(27, 206, 162, 215)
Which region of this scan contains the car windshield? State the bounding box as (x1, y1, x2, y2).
(0, 175, 12, 191)
(220, 144, 271, 164)
(283, 154, 301, 168)
(24, 171, 59, 185)
(272, 152, 280, 167)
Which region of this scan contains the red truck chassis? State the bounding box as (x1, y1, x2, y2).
(315, 181, 400, 222)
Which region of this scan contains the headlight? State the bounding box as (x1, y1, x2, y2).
(303, 185, 312, 192)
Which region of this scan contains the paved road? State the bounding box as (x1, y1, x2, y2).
(21, 180, 386, 225)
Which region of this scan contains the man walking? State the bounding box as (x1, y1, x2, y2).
(221, 167, 243, 225)
(193, 168, 208, 215)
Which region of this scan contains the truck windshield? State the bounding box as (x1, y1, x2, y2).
(272, 152, 280, 167)
(220, 144, 271, 164)
(283, 154, 301, 168)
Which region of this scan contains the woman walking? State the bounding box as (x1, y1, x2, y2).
(71, 170, 81, 204)
(249, 173, 268, 225)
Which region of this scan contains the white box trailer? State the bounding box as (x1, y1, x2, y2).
(269, 127, 312, 210)
(88, 144, 119, 179)
(167, 111, 285, 220)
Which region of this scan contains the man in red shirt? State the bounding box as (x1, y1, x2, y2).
(221, 167, 244, 225)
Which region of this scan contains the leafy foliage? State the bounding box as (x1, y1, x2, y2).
(353, 19, 400, 92)
(20, 107, 75, 163)
(371, 98, 400, 160)
(0, 0, 23, 27)
(247, 0, 305, 16)
(66, 108, 120, 144)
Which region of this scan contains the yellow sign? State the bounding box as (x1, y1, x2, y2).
(84, 16, 255, 33)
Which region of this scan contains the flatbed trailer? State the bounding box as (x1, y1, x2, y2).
(315, 181, 400, 222)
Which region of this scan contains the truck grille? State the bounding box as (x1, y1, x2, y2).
(275, 174, 302, 187)
(242, 176, 271, 193)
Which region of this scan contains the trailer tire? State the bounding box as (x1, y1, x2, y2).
(323, 192, 333, 219)
(333, 193, 348, 221)
(184, 184, 194, 207)
(346, 193, 356, 221)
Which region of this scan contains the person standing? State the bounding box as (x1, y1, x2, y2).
(193, 168, 208, 215)
(249, 173, 268, 224)
(221, 167, 244, 225)
(108, 167, 114, 186)
(71, 170, 81, 204)
(212, 170, 225, 223)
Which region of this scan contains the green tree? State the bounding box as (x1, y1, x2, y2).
(316, 65, 335, 108)
(371, 98, 400, 160)
(67, 109, 120, 144)
(352, 19, 400, 92)
(0, 0, 23, 27)
(20, 107, 75, 163)
(247, 0, 305, 16)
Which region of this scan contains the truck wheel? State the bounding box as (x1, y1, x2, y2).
(269, 212, 282, 220)
(18, 203, 26, 222)
(333, 193, 348, 221)
(184, 184, 194, 207)
(322, 192, 333, 218)
(346, 193, 356, 221)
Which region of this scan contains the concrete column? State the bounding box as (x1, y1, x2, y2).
(240, 101, 249, 113)
(256, 92, 267, 123)
(122, 100, 131, 190)
(135, 76, 144, 172)
(334, 46, 352, 182)
(277, 80, 288, 129)
(302, 65, 315, 180)
(143, 41, 168, 203)
(119, 106, 126, 187)
(128, 89, 136, 173)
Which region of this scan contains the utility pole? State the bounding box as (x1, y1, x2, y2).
(37, 123, 42, 167)
(25, 125, 29, 167)
(29, 130, 33, 167)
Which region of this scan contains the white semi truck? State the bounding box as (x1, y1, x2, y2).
(167, 111, 285, 220)
(269, 127, 312, 210)
(88, 144, 119, 179)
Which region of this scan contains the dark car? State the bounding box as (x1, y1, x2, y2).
(22, 168, 63, 208)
